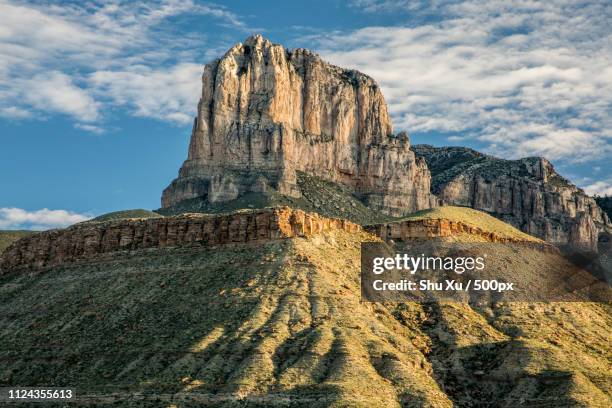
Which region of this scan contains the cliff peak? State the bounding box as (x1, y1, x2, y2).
(162, 37, 435, 216)
(414, 144, 610, 250)
(242, 33, 272, 48)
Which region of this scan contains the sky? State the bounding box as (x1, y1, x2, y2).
(0, 0, 610, 229)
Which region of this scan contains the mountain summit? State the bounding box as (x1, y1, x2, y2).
(159, 35, 610, 252)
(413, 144, 611, 251)
(161, 35, 435, 216)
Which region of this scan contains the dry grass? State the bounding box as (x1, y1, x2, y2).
(0, 227, 610, 406)
(86, 209, 163, 223)
(0, 230, 35, 254)
(401, 206, 542, 242)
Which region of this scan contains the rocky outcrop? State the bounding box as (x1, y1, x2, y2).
(413, 145, 611, 251)
(595, 196, 612, 220)
(365, 218, 556, 252)
(0, 208, 360, 273)
(162, 35, 435, 217)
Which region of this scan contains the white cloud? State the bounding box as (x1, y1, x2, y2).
(480, 125, 610, 163)
(2, 0, 610, 170)
(583, 181, 612, 197)
(350, 0, 431, 13)
(309, 0, 612, 162)
(18, 71, 100, 122)
(0, 208, 91, 230)
(0, 0, 251, 127)
(90, 63, 203, 124)
(74, 123, 105, 135)
(0, 106, 32, 119)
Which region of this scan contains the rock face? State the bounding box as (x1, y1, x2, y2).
(162, 35, 434, 216)
(413, 144, 611, 251)
(365, 218, 555, 252)
(0, 208, 360, 273)
(595, 196, 612, 220)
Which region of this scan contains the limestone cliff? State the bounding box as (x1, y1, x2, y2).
(0, 208, 360, 273)
(413, 144, 611, 251)
(162, 35, 434, 216)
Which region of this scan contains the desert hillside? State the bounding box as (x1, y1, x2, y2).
(0, 230, 35, 254)
(1, 33, 610, 408)
(1, 209, 610, 407)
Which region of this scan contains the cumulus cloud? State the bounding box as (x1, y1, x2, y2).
(0, 0, 250, 126)
(2, 0, 610, 169)
(20, 71, 100, 122)
(310, 0, 612, 162)
(90, 63, 203, 124)
(583, 181, 612, 197)
(0, 208, 91, 230)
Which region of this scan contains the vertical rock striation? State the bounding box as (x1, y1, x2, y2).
(413, 144, 611, 251)
(0, 208, 361, 273)
(162, 35, 434, 216)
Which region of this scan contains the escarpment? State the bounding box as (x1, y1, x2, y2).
(365, 218, 555, 252)
(0, 208, 360, 273)
(413, 144, 611, 251)
(2, 207, 557, 274)
(162, 34, 435, 217)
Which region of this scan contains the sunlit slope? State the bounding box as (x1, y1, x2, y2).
(401, 206, 542, 242)
(88, 209, 163, 223)
(0, 227, 610, 407)
(0, 230, 449, 407)
(0, 230, 35, 254)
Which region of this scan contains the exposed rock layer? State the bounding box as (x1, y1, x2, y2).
(2, 207, 559, 274)
(2, 220, 611, 406)
(162, 35, 434, 216)
(365, 218, 556, 252)
(413, 144, 611, 251)
(0, 208, 360, 273)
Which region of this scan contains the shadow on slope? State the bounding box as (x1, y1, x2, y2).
(0, 230, 448, 407)
(1, 226, 610, 406)
(392, 301, 611, 407)
(157, 171, 394, 226)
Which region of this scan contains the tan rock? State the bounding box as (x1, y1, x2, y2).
(413, 145, 611, 251)
(0, 208, 361, 273)
(162, 35, 434, 216)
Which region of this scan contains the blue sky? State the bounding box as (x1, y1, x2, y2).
(0, 0, 610, 229)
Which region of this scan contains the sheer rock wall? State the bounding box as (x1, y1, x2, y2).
(413, 144, 610, 251)
(162, 35, 435, 216)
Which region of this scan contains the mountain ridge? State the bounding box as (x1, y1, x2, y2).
(1, 214, 610, 406)
(413, 144, 611, 251)
(160, 34, 609, 251)
(1, 206, 554, 275)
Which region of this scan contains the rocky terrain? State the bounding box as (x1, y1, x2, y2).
(366, 207, 548, 248)
(159, 34, 610, 253)
(1, 34, 610, 407)
(159, 171, 395, 226)
(595, 196, 612, 220)
(413, 144, 611, 251)
(0, 206, 551, 274)
(0, 208, 360, 273)
(162, 35, 435, 217)
(1, 209, 610, 407)
(0, 230, 34, 254)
